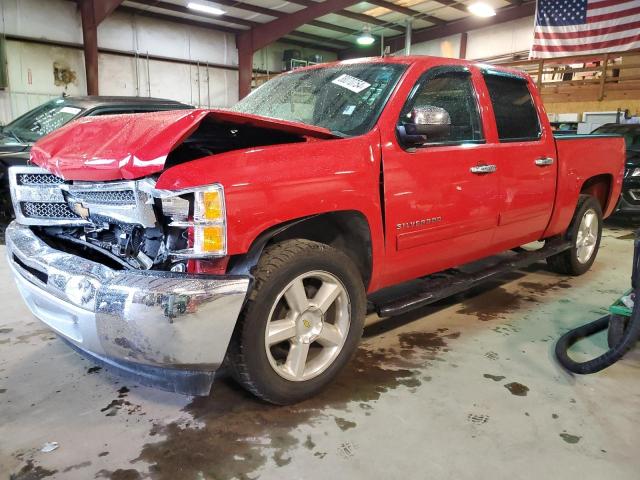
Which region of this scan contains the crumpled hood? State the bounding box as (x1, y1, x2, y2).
(30, 108, 337, 181)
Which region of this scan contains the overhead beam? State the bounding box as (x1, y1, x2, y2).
(308, 20, 358, 36)
(77, 0, 125, 95)
(118, 6, 243, 34)
(284, 0, 407, 33)
(336, 10, 405, 32)
(365, 0, 446, 25)
(435, 0, 470, 13)
(279, 37, 341, 54)
(288, 30, 352, 49)
(210, 0, 283, 18)
(129, 0, 259, 28)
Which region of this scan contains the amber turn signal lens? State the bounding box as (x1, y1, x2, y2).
(202, 190, 223, 221)
(195, 225, 225, 253)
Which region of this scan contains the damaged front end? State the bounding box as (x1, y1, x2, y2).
(6, 166, 250, 394)
(9, 166, 226, 272)
(6, 109, 337, 394)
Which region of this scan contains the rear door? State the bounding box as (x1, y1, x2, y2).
(481, 71, 557, 249)
(381, 65, 501, 285)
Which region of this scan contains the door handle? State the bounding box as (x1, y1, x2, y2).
(470, 164, 497, 174)
(535, 157, 555, 166)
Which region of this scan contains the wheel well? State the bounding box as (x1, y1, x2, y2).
(581, 174, 612, 212)
(268, 211, 374, 288)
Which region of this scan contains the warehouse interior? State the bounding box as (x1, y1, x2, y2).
(1, 0, 640, 479)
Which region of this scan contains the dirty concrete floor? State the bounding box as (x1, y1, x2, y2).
(1, 222, 640, 480)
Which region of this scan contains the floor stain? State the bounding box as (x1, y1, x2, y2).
(0, 327, 13, 334)
(10, 460, 57, 479)
(505, 382, 530, 397)
(484, 351, 499, 360)
(483, 374, 506, 381)
(519, 280, 572, 293)
(61, 461, 92, 473)
(337, 441, 357, 459)
(95, 469, 142, 480)
(467, 413, 489, 425)
(560, 433, 582, 444)
(616, 233, 635, 240)
(87, 366, 102, 374)
(303, 435, 316, 450)
(456, 287, 523, 322)
(135, 328, 459, 480)
(100, 398, 142, 417)
(13, 329, 53, 345)
(334, 417, 357, 431)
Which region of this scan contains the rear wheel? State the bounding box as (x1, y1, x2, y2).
(547, 194, 603, 276)
(227, 239, 366, 405)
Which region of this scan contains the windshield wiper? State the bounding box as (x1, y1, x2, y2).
(2, 128, 24, 144)
(329, 130, 349, 138)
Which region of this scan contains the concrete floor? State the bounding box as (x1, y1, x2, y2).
(1, 222, 640, 480)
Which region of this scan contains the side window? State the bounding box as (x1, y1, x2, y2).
(483, 74, 541, 141)
(399, 70, 484, 145)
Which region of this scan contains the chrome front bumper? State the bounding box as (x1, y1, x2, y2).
(6, 222, 250, 395)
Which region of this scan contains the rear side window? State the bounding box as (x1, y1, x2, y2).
(483, 74, 541, 142)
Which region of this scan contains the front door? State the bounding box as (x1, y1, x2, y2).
(381, 66, 501, 286)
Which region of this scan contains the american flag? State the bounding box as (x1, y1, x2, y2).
(530, 0, 640, 58)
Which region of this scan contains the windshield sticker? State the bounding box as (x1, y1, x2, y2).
(342, 105, 356, 115)
(60, 106, 81, 115)
(332, 74, 371, 93)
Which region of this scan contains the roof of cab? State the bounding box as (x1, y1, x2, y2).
(289, 55, 530, 81)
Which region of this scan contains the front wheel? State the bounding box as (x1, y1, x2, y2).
(547, 194, 603, 276)
(227, 239, 366, 405)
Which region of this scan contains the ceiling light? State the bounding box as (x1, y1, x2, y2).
(467, 2, 496, 17)
(357, 26, 375, 46)
(187, 2, 225, 15)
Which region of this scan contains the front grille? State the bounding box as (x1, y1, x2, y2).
(75, 190, 136, 205)
(21, 202, 79, 220)
(17, 173, 64, 186)
(10, 166, 155, 227)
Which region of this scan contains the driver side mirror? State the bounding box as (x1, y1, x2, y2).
(397, 106, 451, 146)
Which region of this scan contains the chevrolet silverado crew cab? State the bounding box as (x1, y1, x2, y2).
(5, 57, 624, 405)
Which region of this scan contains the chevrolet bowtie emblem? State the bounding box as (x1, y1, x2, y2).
(303, 319, 311, 328)
(68, 199, 90, 220)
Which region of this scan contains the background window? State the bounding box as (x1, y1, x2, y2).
(400, 71, 484, 144)
(483, 74, 541, 141)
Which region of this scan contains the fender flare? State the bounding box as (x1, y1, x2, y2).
(227, 215, 319, 276)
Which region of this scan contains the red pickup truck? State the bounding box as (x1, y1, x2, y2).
(6, 57, 624, 404)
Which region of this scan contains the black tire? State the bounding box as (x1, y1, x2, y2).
(227, 239, 366, 405)
(607, 314, 629, 349)
(547, 194, 603, 276)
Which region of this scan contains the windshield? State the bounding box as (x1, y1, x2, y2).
(592, 125, 640, 148)
(231, 63, 406, 137)
(2, 99, 84, 144)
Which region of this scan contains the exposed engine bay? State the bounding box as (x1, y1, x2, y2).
(40, 222, 181, 271)
(14, 172, 191, 272)
(12, 111, 332, 273)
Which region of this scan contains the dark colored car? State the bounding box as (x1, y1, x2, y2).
(591, 123, 640, 216)
(0, 96, 192, 218)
